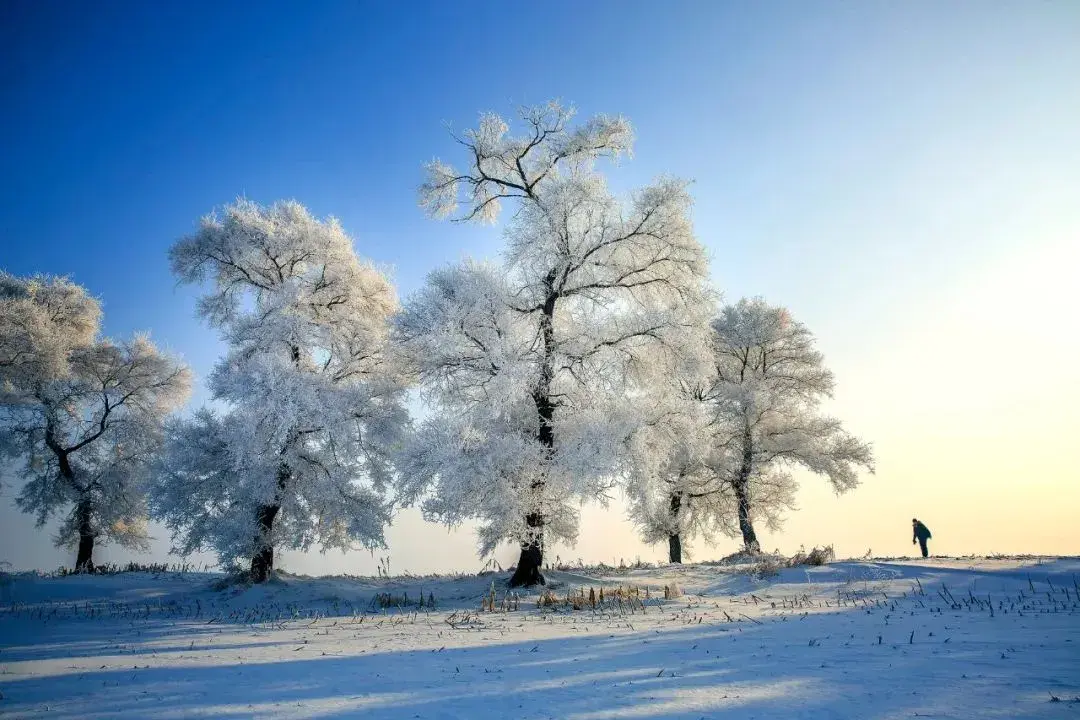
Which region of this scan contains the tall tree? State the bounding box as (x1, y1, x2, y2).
(401, 102, 709, 586)
(155, 200, 408, 582)
(0, 273, 191, 570)
(709, 298, 874, 552)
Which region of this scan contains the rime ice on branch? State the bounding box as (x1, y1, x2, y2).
(0, 272, 191, 571)
(625, 338, 731, 564)
(401, 101, 711, 586)
(710, 299, 874, 551)
(155, 200, 409, 582)
(628, 298, 875, 557)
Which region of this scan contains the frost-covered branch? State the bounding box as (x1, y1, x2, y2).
(404, 102, 709, 585)
(419, 101, 633, 223)
(155, 200, 409, 580)
(0, 273, 191, 569)
(708, 298, 874, 551)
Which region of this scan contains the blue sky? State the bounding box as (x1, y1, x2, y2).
(3, 2, 1078, 572)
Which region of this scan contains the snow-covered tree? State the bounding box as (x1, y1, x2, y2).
(627, 298, 874, 558)
(624, 344, 734, 563)
(155, 200, 408, 582)
(0, 272, 191, 570)
(401, 102, 710, 586)
(707, 298, 874, 552)
(0, 273, 100, 398)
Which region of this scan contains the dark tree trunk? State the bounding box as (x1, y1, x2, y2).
(509, 283, 559, 589)
(250, 442, 293, 583)
(250, 502, 280, 583)
(668, 533, 683, 564)
(734, 479, 760, 553)
(73, 496, 95, 572)
(250, 349, 302, 584)
(668, 492, 683, 563)
(75, 522, 95, 572)
(75, 534, 95, 572)
(509, 542, 544, 587)
(48, 432, 96, 573)
(510, 390, 552, 587)
(509, 511, 545, 588)
(735, 423, 760, 553)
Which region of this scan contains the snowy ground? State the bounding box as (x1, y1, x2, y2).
(1, 557, 1078, 719)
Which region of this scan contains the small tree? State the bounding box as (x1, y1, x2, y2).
(155, 200, 408, 582)
(0, 273, 191, 570)
(709, 298, 874, 552)
(625, 346, 733, 563)
(401, 102, 709, 586)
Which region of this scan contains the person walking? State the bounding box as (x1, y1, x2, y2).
(912, 518, 932, 558)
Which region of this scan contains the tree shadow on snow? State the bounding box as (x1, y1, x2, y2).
(1, 559, 1076, 719)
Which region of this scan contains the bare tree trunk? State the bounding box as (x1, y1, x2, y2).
(75, 535, 95, 572)
(250, 374, 301, 584)
(509, 512, 545, 587)
(668, 534, 683, 564)
(250, 502, 280, 583)
(735, 422, 760, 552)
(250, 461, 288, 583)
(74, 499, 96, 572)
(734, 479, 760, 553)
(510, 283, 558, 589)
(668, 492, 683, 563)
(46, 428, 97, 572)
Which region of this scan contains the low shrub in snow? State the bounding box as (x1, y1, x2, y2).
(542, 556, 657, 574)
(792, 545, 836, 567)
(537, 584, 658, 611)
(479, 582, 521, 612)
(751, 545, 836, 578)
(52, 561, 203, 577)
(370, 590, 438, 611)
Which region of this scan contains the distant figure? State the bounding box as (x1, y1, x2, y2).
(912, 518, 932, 558)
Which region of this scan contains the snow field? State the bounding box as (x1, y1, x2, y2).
(1, 557, 1078, 719)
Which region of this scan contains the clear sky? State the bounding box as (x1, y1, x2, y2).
(2, 1, 1078, 574)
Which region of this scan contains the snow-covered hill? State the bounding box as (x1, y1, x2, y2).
(1, 557, 1077, 718)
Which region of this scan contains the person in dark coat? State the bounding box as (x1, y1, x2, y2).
(912, 518, 932, 558)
